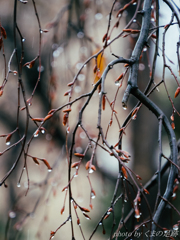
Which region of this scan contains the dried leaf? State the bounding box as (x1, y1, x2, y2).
(121, 166, 128, 179)
(32, 118, 44, 122)
(171, 122, 175, 130)
(122, 29, 132, 33)
(60, 206, 65, 215)
(71, 162, 79, 168)
(32, 157, 40, 165)
(85, 161, 90, 170)
(83, 212, 91, 220)
(174, 87, 180, 98)
(63, 113, 68, 126)
(42, 159, 52, 171)
(64, 90, 71, 96)
(143, 188, 150, 194)
(77, 218, 80, 225)
(62, 108, 71, 113)
(103, 214, 110, 220)
(74, 153, 85, 158)
(6, 134, 12, 144)
(79, 206, 90, 212)
(23, 57, 38, 69)
(44, 113, 53, 122)
(102, 95, 106, 110)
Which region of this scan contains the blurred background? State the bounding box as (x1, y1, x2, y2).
(0, 0, 180, 239)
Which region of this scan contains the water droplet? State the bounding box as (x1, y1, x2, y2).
(6, 141, 10, 146)
(37, 66, 44, 72)
(28, 102, 32, 106)
(89, 168, 94, 174)
(133, 2, 137, 5)
(95, 13, 103, 20)
(9, 211, 16, 218)
(143, 224, 145, 227)
(48, 169, 52, 172)
(34, 131, 39, 138)
(91, 192, 96, 199)
(17, 183, 21, 188)
(22, 38, 26, 42)
(151, 18, 155, 22)
(99, 222, 102, 225)
(69, 217, 72, 221)
(143, 47, 147, 52)
(115, 81, 120, 86)
(41, 129, 45, 134)
(133, 19, 136, 22)
(78, 74, 85, 81)
(75, 146, 83, 153)
(172, 192, 176, 198)
(132, 115, 136, 120)
(151, 5, 154, 9)
(40, 30, 43, 34)
(173, 225, 179, 231)
(107, 40, 111, 44)
(76, 62, 83, 70)
(124, 199, 127, 202)
(74, 86, 81, 93)
(80, 132, 86, 139)
(51, 236, 55, 239)
(77, 32, 84, 39)
(139, 63, 145, 71)
(74, 172, 78, 178)
(135, 213, 140, 219)
(23, 167, 26, 170)
(118, 14, 121, 18)
(122, 103, 127, 110)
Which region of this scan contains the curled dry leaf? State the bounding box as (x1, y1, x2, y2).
(102, 94, 106, 110)
(6, 134, 12, 144)
(174, 87, 180, 98)
(44, 113, 53, 122)
(77, 218, 80, 225)
(103, 214, 110, 220)
(23, 56, 38, 69)
(71, 162, 80, 168)
(32, 157, 40, 165)
(63, 113, 68, 126)
(74, 153, 85, 158)
(32, 118, 44, 122)
(60, 206, 65, 215)
(83, 213, 91, 220)
(85, 161, 90, 170)
(79, 206, 90, 213)
(143, 188, 150, 194)
(171, 122, 175, 130)
(121, 166, 128, 179)
(42, 159, 52, 171)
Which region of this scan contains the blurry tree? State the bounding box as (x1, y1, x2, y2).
(0, 0, 180, 240)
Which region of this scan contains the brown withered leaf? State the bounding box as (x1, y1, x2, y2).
(174, 87, 180, 98)
(83, 213, 91, 220)
(42, 159, 52, 171)
(74, 153, 85, 158)
(32, 157, 40, 165)
(71, 162, 79, 168)
(60, 206, 64, 215)
(102, 95, 106, 110)
(6, 134, 12, 144)
(79, 206, 90, 212)
(23, 56, 38, 69)
(32, 118, 44, 122)
(121, 166, 128, 179)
